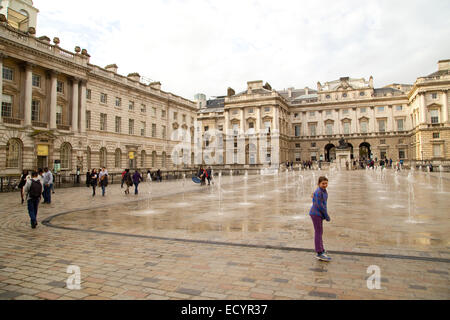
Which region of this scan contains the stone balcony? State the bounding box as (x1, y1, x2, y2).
(0, 24, 89, 67)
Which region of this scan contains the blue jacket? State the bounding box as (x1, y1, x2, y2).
(309, 187, 330, 220)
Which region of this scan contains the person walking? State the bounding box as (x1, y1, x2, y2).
(42, 168, 53, 204)
(206, 167, 212, 186)
(76, 167, 81, 184)
(50, 170, 56, 194)
(24, 171, 42, 229)
(124, 169, 133, 194)
(133, 170, 143, 195)
(86, 171, 91, 188)
(121, 169, 127, 188)
(156, 169, 162, 182)
(147, 170, 152, 182)
(90, 169, 98, 197)
(309, 176, 332, 262)
(18, 170, 29, 204)
(99, 167, 108, 196)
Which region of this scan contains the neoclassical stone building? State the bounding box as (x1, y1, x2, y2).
(196, 61, 449, 167)
(1, 0, 449, 176)
(0, 0, 197, 175)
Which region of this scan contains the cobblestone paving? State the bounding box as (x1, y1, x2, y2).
(0, 170, 449, 300)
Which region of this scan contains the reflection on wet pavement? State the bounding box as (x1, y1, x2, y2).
(49, 169, 450, 259)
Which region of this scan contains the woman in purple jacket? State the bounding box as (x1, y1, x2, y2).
(309, 176, 331, 262)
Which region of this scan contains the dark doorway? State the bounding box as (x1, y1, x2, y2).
(359, 142, 371, 160)
(325, 144, 336, 162)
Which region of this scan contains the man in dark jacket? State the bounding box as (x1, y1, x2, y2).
(132, 170, 142, 195)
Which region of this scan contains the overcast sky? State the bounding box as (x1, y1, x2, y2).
(34, 0, 450, 100)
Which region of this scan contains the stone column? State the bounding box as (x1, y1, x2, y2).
(442, 90, 448, 123)
(24, 63, 33, 126)
(318, 110, 323, 136)
(223, 110, 230, 137)
(274, 107, 279, 131)
(79, 80, 87, 133)
(420, 93, 427, 124)
(256, 107, 261, 135)
(49, 71, 58, 130)
(336, 109, 341, 135)
(71, 78, 79, 132)
(353, 108, 358, 133)
(240, 108, 245, 134)
(370, 107, 376, 132)
(389, 105, 394, 132)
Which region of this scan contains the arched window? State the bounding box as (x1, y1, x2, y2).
(152, 151, 156, 167)
(6, 139, 22, 168)
(162, 152, 166, 168)
(115, 149, 122, 168)
(100, 147, 107, 168)
(87, 147, 91, 170)
(60, 143, 72, 170)
(141, 150, 146, 168)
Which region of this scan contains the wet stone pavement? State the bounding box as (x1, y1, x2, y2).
(0, 169, 449, 300)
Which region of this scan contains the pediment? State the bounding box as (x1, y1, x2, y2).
(427, 103, 442, 109)
(341, 117, 352, 122)
(29, 130, 57, 140)
(359, 116, 370, 121)
(3, 82, 19, 93)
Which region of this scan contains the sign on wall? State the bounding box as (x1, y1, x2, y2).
(37, 145, 49, 156)
(128, 152, 135, 160)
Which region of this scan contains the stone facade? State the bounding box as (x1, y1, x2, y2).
(196, 63, 450, 168)
(0, 1, 197, 175)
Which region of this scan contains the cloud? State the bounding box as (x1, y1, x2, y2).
(34, 0, 450, 99)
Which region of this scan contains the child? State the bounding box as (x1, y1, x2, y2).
(309, 176, 332, 262)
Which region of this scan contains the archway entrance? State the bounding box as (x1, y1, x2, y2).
(325, 144, 336, 162)
(359, 142, 371, 160)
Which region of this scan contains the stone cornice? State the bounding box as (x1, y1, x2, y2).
(0, 35, 89, 74)
(87, 71, 196, 112)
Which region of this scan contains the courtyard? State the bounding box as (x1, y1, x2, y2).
(0, 168, 449, 300)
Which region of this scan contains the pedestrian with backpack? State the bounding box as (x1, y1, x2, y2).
(24, 171, 42, 229)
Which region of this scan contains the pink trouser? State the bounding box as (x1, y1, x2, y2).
(310, 214, 324, 253)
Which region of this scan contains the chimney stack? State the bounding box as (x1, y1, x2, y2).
(438, 59, 450, 71)
(288, 88, 293, 98)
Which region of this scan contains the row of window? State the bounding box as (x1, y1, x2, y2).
(231, 107, 272, 115)
(293, 119, 406, 136)
(299, 106, 404, 119)
(4, 138, 172, 169)
(3, 67, 66, 93)
(325, 91, 367, 99)
(91, 112, 167, 138)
